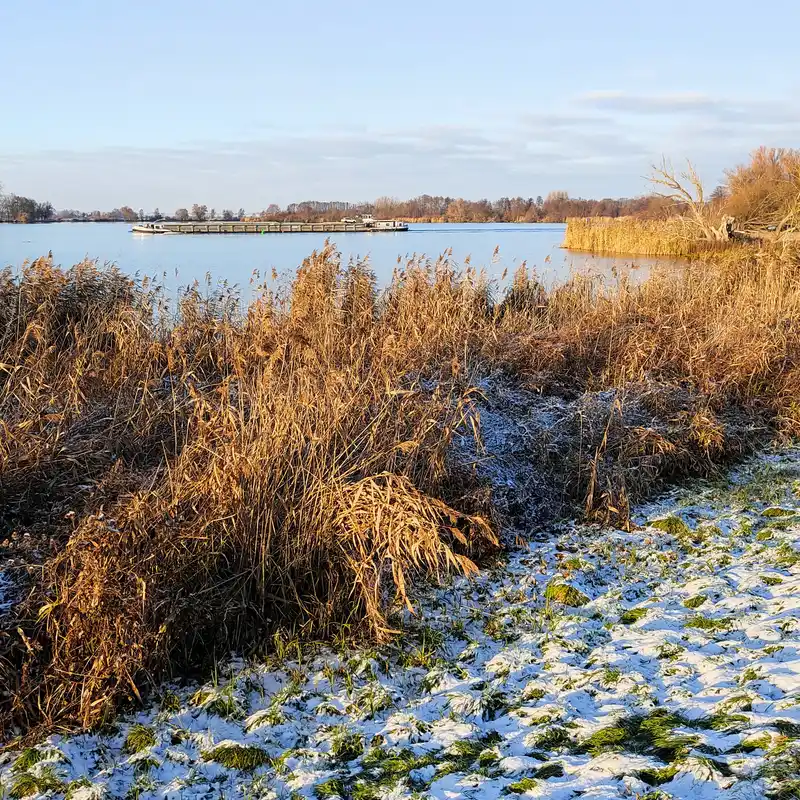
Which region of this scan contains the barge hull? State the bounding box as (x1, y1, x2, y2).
(132, 221, 408, 234)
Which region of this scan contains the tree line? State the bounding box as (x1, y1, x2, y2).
(2, 185, 673, 226)
(251, 193, 672, 223)
(0, 189, 54, 223)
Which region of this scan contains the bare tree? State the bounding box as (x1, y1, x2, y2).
(191, 204, 208, 222)
(175, 208, 190, 222)
(649, 158, 733, 241)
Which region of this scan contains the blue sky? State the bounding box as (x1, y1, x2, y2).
(1, 0, 799, 211)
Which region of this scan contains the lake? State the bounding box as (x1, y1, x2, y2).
(0, 222, 675, 295)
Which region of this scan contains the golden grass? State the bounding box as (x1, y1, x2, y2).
(1, 242, 799, 738)
(563, 216, 737, 256)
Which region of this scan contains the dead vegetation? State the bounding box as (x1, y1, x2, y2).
(566, 148, 800, 256)
(1, 239, 799, 740)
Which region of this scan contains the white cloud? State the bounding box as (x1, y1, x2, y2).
(2, 91, 798, 208)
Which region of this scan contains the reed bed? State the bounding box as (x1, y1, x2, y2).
(1, 243, 799, 739)
(563, 216, 735, 256)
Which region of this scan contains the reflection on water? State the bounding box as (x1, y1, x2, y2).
(0, 221, 684, 296)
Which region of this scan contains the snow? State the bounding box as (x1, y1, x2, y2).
(2, 449, 800, 799)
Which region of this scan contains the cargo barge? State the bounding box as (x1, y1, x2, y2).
(131, 214, 408, 234)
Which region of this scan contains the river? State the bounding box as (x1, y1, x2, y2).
(0, 222, 676, 295)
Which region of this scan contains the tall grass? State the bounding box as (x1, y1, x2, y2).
(2, 242, 799, 738)
(563, 216, 736, 256)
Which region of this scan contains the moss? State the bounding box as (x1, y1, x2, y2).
(650, 516, 691, 537)
(123, 724, 157, 754)
(544, 582, 589, 607)
(506, 776, 538, 794)
(683, 595, 707, 609)
(757, 529, 775, 541)
(533, 762, 565, 779)
(202, 743, 271, 771)
(620, 607, 648, 625)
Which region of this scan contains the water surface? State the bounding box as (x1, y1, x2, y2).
(0, 222, 676, 294)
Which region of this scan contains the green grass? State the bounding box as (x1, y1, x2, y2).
(737, 732, 771, 752)
(762, 507, 795, 517)
(544, 582, 589, 607)
(774, 720, 800, 739)
(330, 728, 364, 762)
(534, 762, 565, 779)
(9, 768, 64, 799)
(656, 642, 685, 660)
(576, 710, 701, 762)
(315, 778, 346, 799)
(635, 764, 679, 786)
(123, 724, 157, 754)
(528, 725, 573, 751)
(620, 607, 648, 625)
(775, 542, 800, 568)
(683, 595, 707, 609)
(685, 614, 733, 632)
(12, 748, 57, 772)
(9, 774, 40, 799)
(602, 667, 622, 685)
(159, 691, 181, 713)
(649, 516, 691, 537)
(201, 743, 272, 771)
(740, 667, 762, 684)
(64, 778, 93, 799)
(506, 776, 538, 794)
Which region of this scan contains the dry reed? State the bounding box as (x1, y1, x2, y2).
(1, 241, 799, 739)
(563, 216, 738, 256)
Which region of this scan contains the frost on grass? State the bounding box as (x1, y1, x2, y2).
(2, 448, 800, 799)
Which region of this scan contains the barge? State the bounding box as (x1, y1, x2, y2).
(131, 215, 408, 235)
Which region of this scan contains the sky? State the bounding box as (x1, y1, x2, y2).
(1, 0, 799, 212)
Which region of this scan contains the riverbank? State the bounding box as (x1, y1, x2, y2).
(0, 242, 798, 748)
(2, 448, 798, 799)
